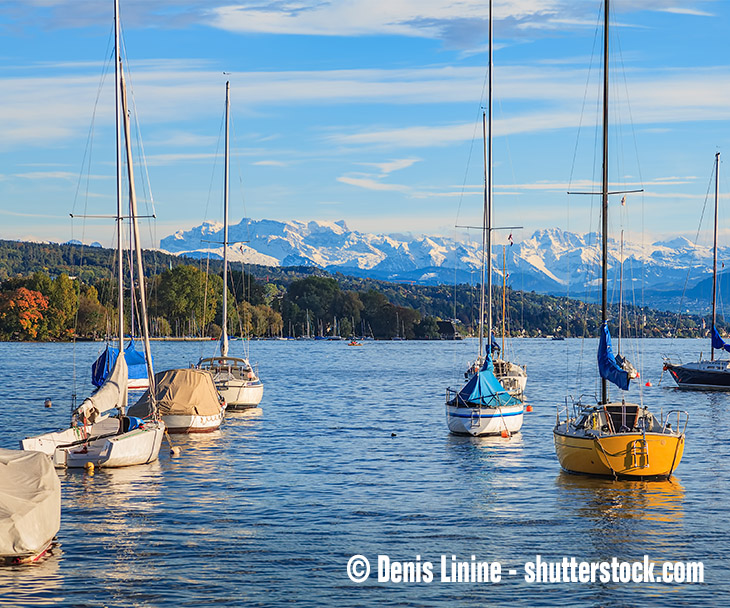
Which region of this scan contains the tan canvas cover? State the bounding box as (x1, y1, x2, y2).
(129, 368, 221, 417)
(0, 448, 61, 558)
(74, 352, 128, 422)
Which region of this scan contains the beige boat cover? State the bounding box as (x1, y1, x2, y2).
(74, 352, 128, 422)
(129, 368, 221, 417)
(0, 448, 61, 558)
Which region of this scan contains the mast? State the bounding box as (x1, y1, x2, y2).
(601, 0, 610, 404)
(487, 0, 494, 358)
(502, 245, 506, 353)
(478, 110, 487, 359)
(711, 151, 720, 361)
(221, 81, 231, 357)
(114, 0, 124, 352)
(120, 63, 156, 407)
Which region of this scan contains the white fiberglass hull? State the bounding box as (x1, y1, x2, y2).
(445, 403, 524, 436)
(220, 381, 264, 409)
(164, 410, 223, 434)
(22, 420, 165, 469)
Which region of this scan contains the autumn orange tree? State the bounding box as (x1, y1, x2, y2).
(0, 287, 49, 340)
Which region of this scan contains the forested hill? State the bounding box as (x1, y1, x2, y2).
(0, 239, 718, 340)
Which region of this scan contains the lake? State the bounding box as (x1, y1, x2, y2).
(0, 338, 726, 607)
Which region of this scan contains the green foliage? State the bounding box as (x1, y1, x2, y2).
(153, 265, 222, 336)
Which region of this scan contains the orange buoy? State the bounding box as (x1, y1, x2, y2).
(501, 430, 509, 438)
(645, 381, 652, 387)
(526, 405, 533, 412)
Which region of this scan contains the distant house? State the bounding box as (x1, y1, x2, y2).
(437, 321, 462, 340)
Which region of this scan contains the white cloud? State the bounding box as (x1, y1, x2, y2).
(337, 176, 410, 192)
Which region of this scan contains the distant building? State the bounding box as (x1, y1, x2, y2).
(437, 321, 462, 340)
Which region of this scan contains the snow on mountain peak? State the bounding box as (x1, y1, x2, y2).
(158, 218, 721, 292)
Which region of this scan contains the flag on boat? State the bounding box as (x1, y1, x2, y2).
(597, 321, 630, 391)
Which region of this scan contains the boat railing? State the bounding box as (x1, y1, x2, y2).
(661, 409, 689, 435)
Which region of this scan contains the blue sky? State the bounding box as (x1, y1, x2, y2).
(0, 0, 729, 250)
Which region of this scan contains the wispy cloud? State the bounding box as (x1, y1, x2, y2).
(337, 176, 410, 192)
(360, 158, 421, 175)
(253, 160, 288, 167)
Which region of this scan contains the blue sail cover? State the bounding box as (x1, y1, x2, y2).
(597, 322, 630, 391)
(456, 353, 519, 407)
(92, 340, 149, 387)
(711, 326, 730, 353)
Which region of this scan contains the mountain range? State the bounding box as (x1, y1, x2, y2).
(158, 218, 722, 311)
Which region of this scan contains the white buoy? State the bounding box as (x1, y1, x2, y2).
(170, 446, 181, 457)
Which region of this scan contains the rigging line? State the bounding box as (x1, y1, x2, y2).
(669, 160, 716, 344)
(454, 67, 490, 230)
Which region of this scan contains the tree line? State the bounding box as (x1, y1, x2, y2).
(0, 238, 722, 341)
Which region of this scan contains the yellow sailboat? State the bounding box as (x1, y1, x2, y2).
(553, 0, 687, 479)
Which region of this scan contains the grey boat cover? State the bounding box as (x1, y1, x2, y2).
(129, 368, 221, 417)
(0, 448, 61, 558)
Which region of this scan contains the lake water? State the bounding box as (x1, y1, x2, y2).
(0, 338, 726, 607)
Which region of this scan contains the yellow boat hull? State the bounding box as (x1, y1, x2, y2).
(553, 428, 684, 478)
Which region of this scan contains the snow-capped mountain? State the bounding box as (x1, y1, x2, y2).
(158, 219, 718, 297)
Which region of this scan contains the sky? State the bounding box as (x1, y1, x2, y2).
(0, 0, 729, 251)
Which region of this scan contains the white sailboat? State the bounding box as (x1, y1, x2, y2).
(446, 0, 524, 437)
(20, 0, 165, 468)
(663, 153, 730, 389)
(197, 82, 264, 410)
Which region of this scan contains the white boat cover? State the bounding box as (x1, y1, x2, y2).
(0, 448, 61, 559)
(129, 368, 221, 417)
(74, 352, 128, 422)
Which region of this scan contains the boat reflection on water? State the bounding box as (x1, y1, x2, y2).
(0, 550, 62, 606)
(555, 472, 685, 549)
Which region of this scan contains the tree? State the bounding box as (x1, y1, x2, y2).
(154, 265, 221, 336)
(0, 287, 49, 340)
(76, 285, 107, 338)
(46, 273, 78, 339)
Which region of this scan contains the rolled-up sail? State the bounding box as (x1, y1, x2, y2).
(597, 321, 630, 391)
(75, 352, 128, 422)
(711, 326, 730, 353)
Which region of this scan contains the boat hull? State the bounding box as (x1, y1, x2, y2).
(22, 420, 165, 469)
(446, 403, 524, 436)
(164, 411, 223, 433)
(664, 360, 730, 390)
(553, 425, 684, 478)
(220, 381, 264, 409)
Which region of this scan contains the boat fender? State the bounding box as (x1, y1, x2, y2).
(122, 416, 144, 432)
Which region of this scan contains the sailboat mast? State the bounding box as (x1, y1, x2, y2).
(502, 245, 506, 353)
(487, 0, 494, 357)
(120, 66, 156, 401)
(478, 111, 487, 359)
(221, 81, 230, 357)
(601, 0, 610, 404)
(114, 0, 124, 351)
(711, 151, 720, 361)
